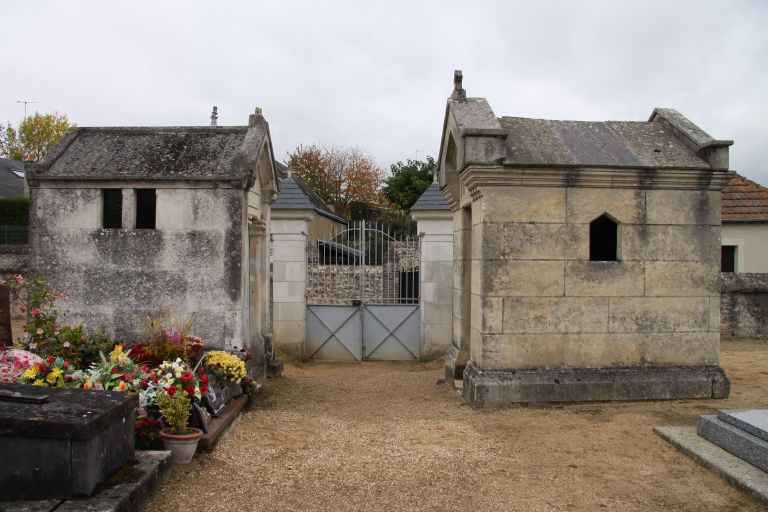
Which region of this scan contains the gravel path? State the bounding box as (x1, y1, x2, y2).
(146, 340, 768, 511)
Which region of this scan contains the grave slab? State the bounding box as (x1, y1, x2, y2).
(697, 414, 768, 473)
(0, 383, 137, 500)
(718, 409, 768, 443)
(0, 450, 171, 512)
(655, 426, 768, 506)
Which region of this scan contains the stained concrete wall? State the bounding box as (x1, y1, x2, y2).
(721, 273, 768, 338)
(414, 213, 453, 359)
(722, 223, 768, 273)
(30, 184, 250, 350)
(270, 214, 309, 359)
(470, 184, 722, 370)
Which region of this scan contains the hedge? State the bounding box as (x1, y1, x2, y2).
(0, 198, 30, 225)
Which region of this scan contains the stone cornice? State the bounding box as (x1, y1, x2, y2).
(461, 166, 733, 200)
(411, 210, 453, 221)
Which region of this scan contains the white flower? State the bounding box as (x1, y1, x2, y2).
(62, 341, 71, 348)
(29, 342, 37, 350)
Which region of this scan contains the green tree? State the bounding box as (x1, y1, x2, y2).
(0, 112, 73, 162)
(382, 156, 436, 211)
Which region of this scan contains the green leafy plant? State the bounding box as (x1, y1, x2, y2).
(156, 389, 192, 435)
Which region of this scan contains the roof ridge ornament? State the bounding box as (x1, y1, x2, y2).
(451, 70, 466, 101)
(249, 107, 263, 127)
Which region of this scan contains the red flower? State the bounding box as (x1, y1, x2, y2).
(31, 307, 42, 318)
(111, 367, 121, 374)
(184, 385, 195, 396)
(47, 356, 55, 365)
(140, 379, 149, 390)
(200, 383, 208, 394)
(166, 385, 177, 396)
(180, 371, 194, 383)
(62, 361, 69, 369)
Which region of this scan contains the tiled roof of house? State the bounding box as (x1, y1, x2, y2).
(0, 158, 26, 198)
(722, 173, 768, 223)
(272, 174, 346, 224)
(411, 182, 450, 211)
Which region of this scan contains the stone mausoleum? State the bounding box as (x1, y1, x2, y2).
(26, 109, 279, 368)
(439, 72, 733, 406)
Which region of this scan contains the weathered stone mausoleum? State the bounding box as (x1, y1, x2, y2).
(439, 71, 733, 406)
(26, 109, 279, 366)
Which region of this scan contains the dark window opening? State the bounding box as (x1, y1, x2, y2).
(721, 245, 737, 273)
(589, 214, 618, 261)
(102, 189, 122, 229)
(135, 189, 156, 229)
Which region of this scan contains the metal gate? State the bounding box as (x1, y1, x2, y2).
(305, 221, 420, 361)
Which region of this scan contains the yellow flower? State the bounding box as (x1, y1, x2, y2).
(21, 367, 38, 381)
(83, 378, 93, 390)
(33, 379, 46, 386)
(117, 381, 127, 392)
(46, 367, 63, 385)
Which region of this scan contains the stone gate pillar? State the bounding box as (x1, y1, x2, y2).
(411, 183, 454, 362)
(270, 212, 310, 360)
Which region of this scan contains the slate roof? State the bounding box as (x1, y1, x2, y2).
(272, 174, 346, 224)
(411, 182, 450, 211)
(498, 117, 711, 169)
(0, 158, 26, 198)
(30, 126, 264, 181)
(722, 174, 768, 223)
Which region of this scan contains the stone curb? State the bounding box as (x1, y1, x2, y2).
(655, 426, 768, 506)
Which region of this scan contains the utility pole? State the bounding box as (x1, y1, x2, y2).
(16, 100, 36, 120)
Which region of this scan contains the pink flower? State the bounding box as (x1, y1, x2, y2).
(14, 275, 24, 285)
(30, 308, 41, 318)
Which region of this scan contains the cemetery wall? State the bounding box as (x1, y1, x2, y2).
(721, 272, 768, 338)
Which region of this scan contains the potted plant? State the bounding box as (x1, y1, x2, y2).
(156, 389, 202, 464)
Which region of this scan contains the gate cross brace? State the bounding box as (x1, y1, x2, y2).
(363, 305, 419, 359)
(307, 306, 362, 361)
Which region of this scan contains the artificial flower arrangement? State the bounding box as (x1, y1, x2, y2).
(204, 350, 247, 384)
(76, 344, 148, 393)
(131, 317, 204, 366)
(17, 355, 80, 387)
(4, 275, 119, 368)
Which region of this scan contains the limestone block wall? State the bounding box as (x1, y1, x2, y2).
(721, 273, 768, 338)
(471, 185, 722, 370)
(30, 185, 248, 349)
(271, 217, 308, 359)
(415, 215, 454, 358)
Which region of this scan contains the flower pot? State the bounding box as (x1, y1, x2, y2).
(160, 428, 203, 464)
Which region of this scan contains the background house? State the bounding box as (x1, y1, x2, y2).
(721, 174, 768, 273)
(0, 158, 27, 198)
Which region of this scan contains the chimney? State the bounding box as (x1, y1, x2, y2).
(210, 106, 218, 127)
(450, 70, 466, 101)
(248, 107, 263, 127)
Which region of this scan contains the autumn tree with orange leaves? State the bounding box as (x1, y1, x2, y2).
(287, 145, 384, 216)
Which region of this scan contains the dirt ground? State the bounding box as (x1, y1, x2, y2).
(146, 339, 768, 512)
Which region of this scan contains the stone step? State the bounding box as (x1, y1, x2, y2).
(697, 414, 768, 472)
(718, 409, 768, 443)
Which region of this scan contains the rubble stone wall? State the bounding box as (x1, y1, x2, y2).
(721, 272, 768, 338)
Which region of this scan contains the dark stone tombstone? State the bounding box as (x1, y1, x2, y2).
(0, 383, 137, 500)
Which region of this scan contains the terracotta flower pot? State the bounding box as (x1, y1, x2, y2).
(160, 427, 203, 464)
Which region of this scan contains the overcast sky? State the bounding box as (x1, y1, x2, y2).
(3, 1, 767, 183)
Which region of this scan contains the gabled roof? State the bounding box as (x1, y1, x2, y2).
(411, 182, 450, 211)
(28, 112, 277, 192)
(722, 174, 768, 223)
(0, 158, 26, 198)
(272, 174, 346, 224)
(499, 116, 711, 169)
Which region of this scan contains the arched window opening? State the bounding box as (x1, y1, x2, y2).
(589, 214, 618, 261)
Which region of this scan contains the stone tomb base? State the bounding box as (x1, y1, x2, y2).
(462, 362, 730, 407)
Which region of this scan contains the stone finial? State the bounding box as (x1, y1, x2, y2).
(248, 107, 263, 127)
(451, 70, 466, 101)
(210, 106, 218, 127)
